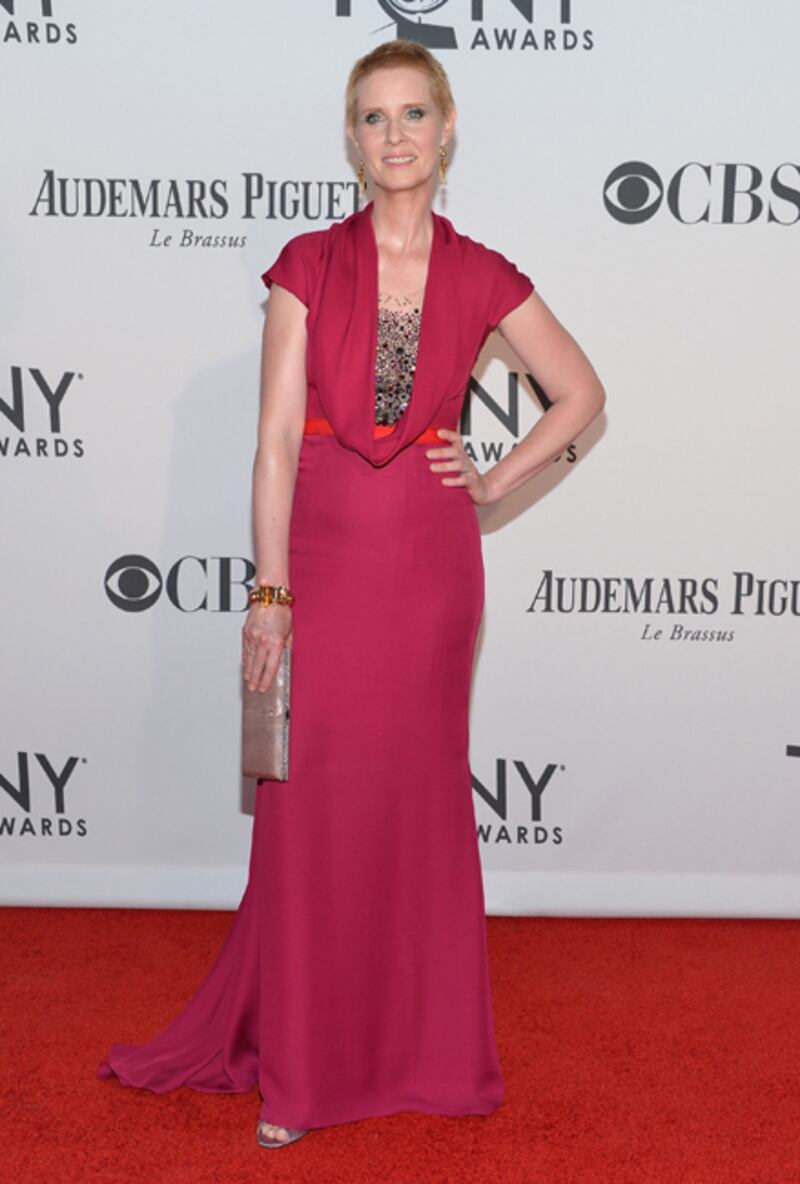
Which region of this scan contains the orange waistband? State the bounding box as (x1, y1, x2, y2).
(303, 416, 446, 446)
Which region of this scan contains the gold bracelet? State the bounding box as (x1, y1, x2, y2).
(248, 582, 295, 607)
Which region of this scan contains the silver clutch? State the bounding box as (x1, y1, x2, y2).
(241, 646, 291, 781)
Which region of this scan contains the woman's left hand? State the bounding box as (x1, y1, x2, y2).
(426, 428, 495, 506)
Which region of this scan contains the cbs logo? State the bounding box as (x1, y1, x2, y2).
(603, 160, 800, 225)
(104, 554, 255, 613)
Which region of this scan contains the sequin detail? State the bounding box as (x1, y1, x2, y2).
(375, 288, 424, 425)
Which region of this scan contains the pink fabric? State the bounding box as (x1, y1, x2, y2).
(96, 203, 534, 1130)
(261, 200, 534, 466)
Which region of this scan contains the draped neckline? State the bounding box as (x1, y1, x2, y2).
(364, 200, 435, 433)
(312, 199, 459, 467)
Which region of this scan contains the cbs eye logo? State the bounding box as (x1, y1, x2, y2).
(603, 159, 800, 225)
(603, 161, 663, 224)
(104, 554, 256, 613)
(104, 555, 162, 612)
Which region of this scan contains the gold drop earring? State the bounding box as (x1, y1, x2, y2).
(438, 145, 448, 207)
(357, 158, 366, 207)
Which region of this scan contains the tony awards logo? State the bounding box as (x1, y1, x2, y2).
(0, 0, 78, 44)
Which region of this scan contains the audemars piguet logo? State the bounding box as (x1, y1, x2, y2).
(27, 171, 358, 246)
(0, 0, 78, 45)
(527, 570, 800, 642)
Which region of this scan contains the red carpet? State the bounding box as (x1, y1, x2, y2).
(1, 906, 799, 1183)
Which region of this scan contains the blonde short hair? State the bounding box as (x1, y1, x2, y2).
(345, 38, 455, 128)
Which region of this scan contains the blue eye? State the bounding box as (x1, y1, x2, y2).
(364, 107, 425, 124)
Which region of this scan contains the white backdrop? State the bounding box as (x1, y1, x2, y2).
(2, 0, 799, 916)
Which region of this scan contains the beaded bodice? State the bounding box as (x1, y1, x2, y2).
(374, 288, 424, 426)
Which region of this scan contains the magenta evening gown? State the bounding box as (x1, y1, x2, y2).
(96, 201, 534, 1130)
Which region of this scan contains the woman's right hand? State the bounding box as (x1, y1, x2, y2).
(242, 604, 292, 693)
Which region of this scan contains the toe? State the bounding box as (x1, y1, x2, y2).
(260, 1121, 289, 1141)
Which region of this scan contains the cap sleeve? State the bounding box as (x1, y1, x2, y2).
(260, 235, 310, 308)
(485, 247, 535, 331)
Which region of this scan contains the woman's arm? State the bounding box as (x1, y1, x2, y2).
(243, 284, 307, 692)
(429, 290, 606, 504)
(485, 291, 606, 501)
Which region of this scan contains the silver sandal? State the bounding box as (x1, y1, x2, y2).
(256, 1120, 309, 1148)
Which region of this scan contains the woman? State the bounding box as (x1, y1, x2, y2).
(97, 39, 605, 1147)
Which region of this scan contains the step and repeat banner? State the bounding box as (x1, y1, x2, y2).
(2, 1, 798, 916)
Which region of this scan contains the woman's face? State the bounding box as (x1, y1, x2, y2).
(349, 65, 454, 197)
